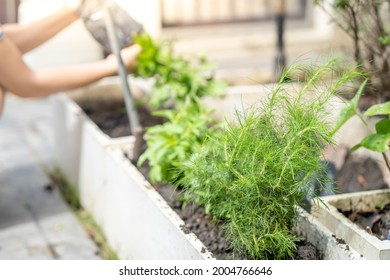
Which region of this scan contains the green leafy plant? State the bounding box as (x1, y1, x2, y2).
(333, 80, 390, 171)
(138, 99, 217, 184)
(134, 32, 226, 109)
(134, 32, 225, 184)
(48, 169, 117, 260)
(178, 59, 363, 259)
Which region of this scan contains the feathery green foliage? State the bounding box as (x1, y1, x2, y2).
(179, 59, 363, 259)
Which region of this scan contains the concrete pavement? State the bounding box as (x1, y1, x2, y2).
(0, 95, 100, 259)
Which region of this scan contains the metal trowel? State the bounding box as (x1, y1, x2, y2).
(80, 0, 144, 161)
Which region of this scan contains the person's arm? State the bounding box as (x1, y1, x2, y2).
(2, 6, 79, 54)
(0, 34, 141, 98)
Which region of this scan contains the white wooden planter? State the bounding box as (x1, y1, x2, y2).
(295, 207, 363, 260)
(51, 76, 150, 188)
(51, 81, 212, 259)
(51, 79, 363, 260)
(311, 189, 390, 260)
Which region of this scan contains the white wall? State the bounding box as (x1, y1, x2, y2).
(18, 0, 162, 68)
(17, 0, 339, 74)
(18, 0, 104, 68)
(116, 0, 161, 39)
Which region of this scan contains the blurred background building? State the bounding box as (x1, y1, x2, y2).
(1, 0, 350, 83)
(0, 0, 19, 24)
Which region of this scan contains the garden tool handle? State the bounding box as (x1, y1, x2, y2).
(103, 4, 140, 128)
(103, 3, 143, 160)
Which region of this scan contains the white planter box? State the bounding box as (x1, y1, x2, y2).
(100, 147, 212, 259)
(311, 189, 390, 260)
(295, 207, 363, 260)
(51, 87, 212, 259)
(51, 79, 363, 260)
(51, 76, 149, 188)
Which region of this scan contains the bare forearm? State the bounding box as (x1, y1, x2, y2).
(20, 45, 141, 98)
(0, 34, 113, 97)
(26, 60, 117, 97)
(2, 7, 78, 53)
(0, 30, 141, 99)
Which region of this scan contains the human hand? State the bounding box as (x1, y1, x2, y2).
(106, 44, 142, 73)
(121, 44, 142, 72)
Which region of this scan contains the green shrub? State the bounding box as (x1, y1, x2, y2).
(313, 0, 390, 100)
(179, 59, 363, 259)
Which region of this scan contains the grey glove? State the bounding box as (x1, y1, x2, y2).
(79, 0, 143, 54)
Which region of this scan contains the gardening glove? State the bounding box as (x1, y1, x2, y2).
(78, 0, 143, 54)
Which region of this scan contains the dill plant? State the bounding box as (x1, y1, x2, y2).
(179, 59, 363, 259)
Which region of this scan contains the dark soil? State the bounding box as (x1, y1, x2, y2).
(83, 102, 164, 138)
(328, 148, 390, 242)
(154, 183, 320, 260)
(336, 153, 388, 193)
(341, 203, 390, 241)
(156, 185, 232, 260)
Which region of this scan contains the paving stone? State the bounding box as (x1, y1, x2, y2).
(0, 95, 101, 260)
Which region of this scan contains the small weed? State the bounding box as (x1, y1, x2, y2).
(47, 169, 118, 260)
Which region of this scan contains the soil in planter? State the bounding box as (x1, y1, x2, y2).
(155, 184, 320, 260)
(83, 101, 165, 138)
(336, 153, 388, 194)
(330, 151, 390, 241)
(80, 100, 321, 259)
(341, 203, 390, 241)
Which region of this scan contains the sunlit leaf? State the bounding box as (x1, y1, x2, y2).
(376, 119, 390, 134)
(351, 133, 390, 152)
(332, 79, 368, 134)
(365, 101, 390, 116)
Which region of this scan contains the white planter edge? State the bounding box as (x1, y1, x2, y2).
(312, 189, 390, 260)
(51, 93, 213, 260)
